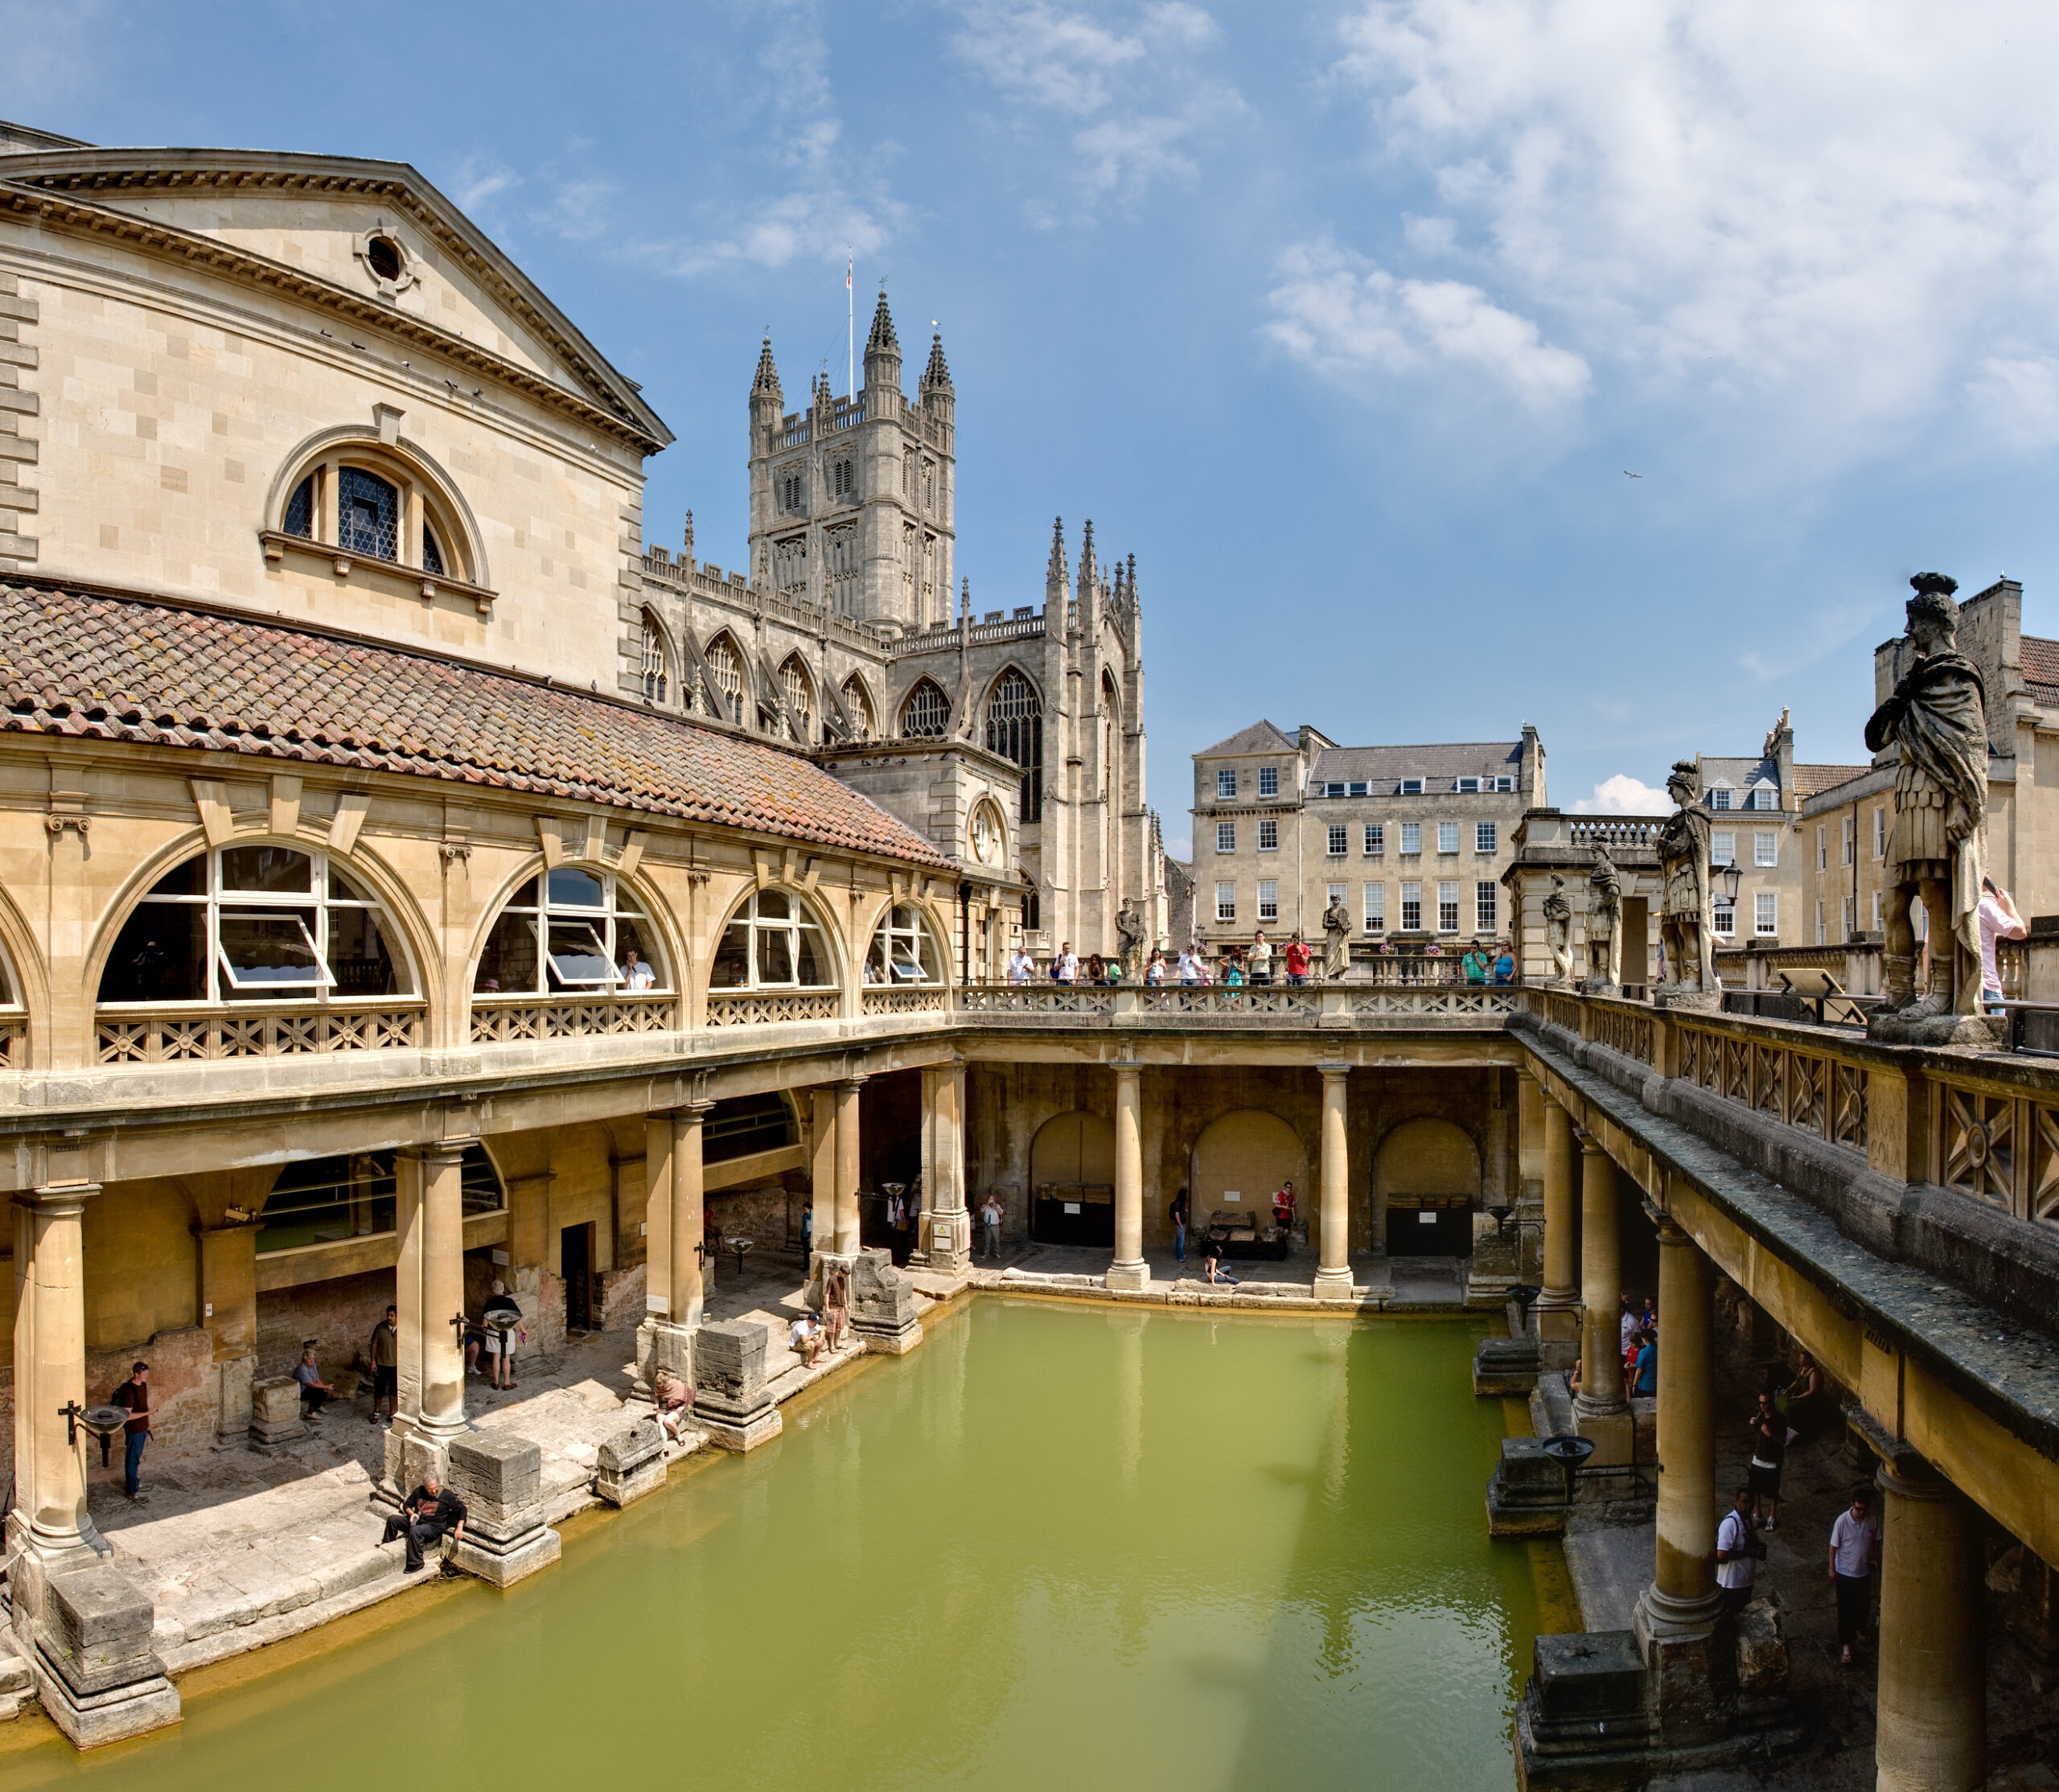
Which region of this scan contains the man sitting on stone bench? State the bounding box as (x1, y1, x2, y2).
(381, 1468, 468, 1575)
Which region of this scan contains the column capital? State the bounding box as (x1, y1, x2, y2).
(665, 1099, 717, 1123)
(1572, 1124, 1606, 1155)
(1643, 1198, 1691, 1243)
(18, 1182, 95, 1216)
(837, 1074, 869, 1093)
(1110, 1058, 1144, 1075)
(1877, 1456, 1956, 1503)
(1316, 1061, 1351, 1081)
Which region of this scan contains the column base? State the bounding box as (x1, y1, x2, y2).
(1533, 1294, 1580, 1342)
(851, 1314, 924, 1355)
(635, 1317, 698, 1399)
(1634, 1584, 1736, 1749)
(1312, 1267, 1356, 1301)
(696, 1396, 783, 1453)
(1570, 1395, 1634, 1467)
(452, 1526, 562, 1587)
(1104, 1258, 1151, 1293)
(373, 1413, 467, 1509)
(910, 1212, 972, 1276)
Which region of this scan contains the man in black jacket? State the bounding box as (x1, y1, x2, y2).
(381, 1469, 467, 1574)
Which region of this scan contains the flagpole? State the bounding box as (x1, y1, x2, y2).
(846, 256, 854, 399)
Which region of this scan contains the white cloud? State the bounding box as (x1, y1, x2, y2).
(1318, 0, 2059, 467)
(450, 157, 520, 216)
(1264, 238, 1588, 410)
(1572, 774, 1671, 816)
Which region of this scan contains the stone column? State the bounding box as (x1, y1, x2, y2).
(1876, 1458, 1987, 1792)
(809, 1086, 838, 1264)
(1313, 1063, 1354, 1299)
(1634, 1209, 1728, 1742)
(914, 1060, 971, 1274)
(668, 1103, 713, 1331)
(10, 1186, 92, 1566)
(1106, 1060, 1149, 1292)
(1571, 1128, 1631, 1462)
(636, 1104, 708, 1393)
(384, 1141, 470, 1498)
(1533, 1093, 1580, 1348)
(834, 1076, 865, 1256)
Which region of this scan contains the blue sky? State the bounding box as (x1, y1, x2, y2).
(20, 1, 2059, 856)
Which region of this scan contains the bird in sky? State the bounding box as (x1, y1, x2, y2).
(1623, 471, 1642, 479)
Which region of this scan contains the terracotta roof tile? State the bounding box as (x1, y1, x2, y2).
(0, 582, 951, 868)
(1793, 762, 1870, 796)
(2024, 635, 2059, 687)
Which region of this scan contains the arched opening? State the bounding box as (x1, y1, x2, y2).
(1030, 1110, 1115, 1245)
(985, 668, 1043, 820)
(702, 633, 746, 724)
(472, 865, 668, 997)
(270, 433, 480, 585)
(865, 901, 946, 984)
(256, 1142, 503, 1256)
(1373, 1117, 1480, 1257)
(639, 611, 670, 705)
(779, 654, 816, 745)
(96, 843, 415, 1008)
(841, 674, 877, 741)
(1190, 1109, 1305, 1256)
(710, 888, 836, 990)
(901, 677, 950, 739)
(968, 799, 1007, 873)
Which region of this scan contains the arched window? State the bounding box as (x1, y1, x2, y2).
(902, 678, 950, 739)
(866, 902, 942, 984)
(842, 675, 876, 741)
(97, 845, 412, 1006)
(271, 440, 476, 585)
(779, 656, 815, 744)
(640, 614, 669, 704)
(968, 799, 1006, 870)
(474, 867, 666, 995)
(712, 890, 834, 990)
(985, 669, 1043, 821)
(704, 635, 745, 724)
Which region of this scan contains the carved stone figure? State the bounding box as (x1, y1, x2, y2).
(1542, 876, 1575, 985)
(1114, 899, 1146, 980)
(1321, 898, 1353, 979)
(1655, 761, 1716, 1002)
(1583, 845, 1621, 993)
(1865, 573, 1993, 1038)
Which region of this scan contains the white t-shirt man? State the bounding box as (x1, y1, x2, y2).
(1716, 1507, 1757, 1591)
(1829, 1508, 1879, 1578)
(1053, 949, 1079, 984)
(980, 1196, 1002, 1229)
(1008, 949, 1035, 985)
(623, 954, 656, 991)
(1178, 949, 1202, 985)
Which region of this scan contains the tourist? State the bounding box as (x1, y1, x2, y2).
(861, 957, 881, 984)
(800, 1204, 813, 1260)
(1052, 941, 1079, 984)
(1008, 943, 1036, 984)
(652, 1366, 696, 1438)
(1284, 933, 1311, 986)
(1177, 945, 1202, 985)
(1145, 948, 1167, 986)
(824, 1263, 851, 1350)
(368, 1305, 399, 1427)
(1630, 1329, 1657, 1399)
(1715, 1486, 1763, 1616)
(1640, 1294, 1657, 1337)
(1618, 1295, 1638, 1356)
(1978, 877, 2028, 1011)
(1084, 952, 1107, 986)
(1567, 1354, 1582, 1396)
(381, 1468, 467, 1575)
(483, 1279, 522, 1391)
(1202, 1239, 1240, 1288)
(1747, 1392, 1786, 1531)
(980, 1191, 1004, 1260)
(294, 1342, 335, 1420)
(1272, 1179, 1297, 1243)
(788, 1312, 825, 1370)
(622, 947, 656, 991)
(1491, 943, 1516, 985)
(1780, 1350, 1825, 1438)
(112, 1360, 152, 1502)
(1827, 1486, 1880, 1666)
(1461, 943, 1492, 985)
(1222, 954, 1245, 988)
(1171, 1188, 1190, 1263)
(1249, 930, 1274, 985)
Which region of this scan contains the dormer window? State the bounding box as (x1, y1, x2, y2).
(1400, 778, 1424, 795)
(1708, 787, 1732, 810)
(1457, 776, 1481, 793)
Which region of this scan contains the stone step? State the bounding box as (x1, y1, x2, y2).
(0, 1647, 31, 1697)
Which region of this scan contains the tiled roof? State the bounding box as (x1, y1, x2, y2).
(1198, 720, 1297, 757)
(1309, 741, 1521, 785)
(1793, 762, 1870, 796)
(2023, 635, 2059, 686)
(0, 582, 951, 867)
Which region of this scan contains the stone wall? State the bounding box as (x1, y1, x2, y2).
(257, 1268, 392, 1382)
(82, 1180, 199, 1355)
(85, 1324, 215, 1451)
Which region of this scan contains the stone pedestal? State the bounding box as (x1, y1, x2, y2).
(692, 1319, 783, 1452)
(1486, 1436, 1568, 1536)
(29, 1563, 179, 1748)
(635, 1317, 697, 1398)
(849, 1247, 923, 1354)
(375, 1419, 449, 1512)
(249, 1374, 306, 1449)
(1570, 1396, 1634, 1468)
(1632, 1593, 1734, 1749)
(446, 1432, 561, 1586)
(1516, 1630, 1656, 1787)
(595, 1419, 667, 1507)
(214, 1351, 257, 1445)
(1473, 1334, 1541, 1396)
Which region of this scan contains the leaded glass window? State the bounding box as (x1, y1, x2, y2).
(641, 615, 668, 704)
(984, 669, 1042, 820)
(902, 679, 950, 738)
(422, 524, 446, 577)
(284, 475, 315, 539)
(780, 657, 813, 741)
(842, 676, 875, 740)
(704, 636, 745, 722)
(339, 467, 400, 561)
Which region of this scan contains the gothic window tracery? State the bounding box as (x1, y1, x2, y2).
(779, 656, 814, 743)
(774, 535, 808, 602)
(827, 524, 858, 614)
(704, 635, 745, 723)
(831, 457, 855, 498)
(902, 679, 950, 738)
(985, 669, 1043, 821)
(842, 675, 876, 740)
(778, 467, 807, 514)
(639, 613, 668, 704)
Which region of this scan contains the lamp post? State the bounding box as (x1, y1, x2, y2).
(1716, 857, 1742, 935)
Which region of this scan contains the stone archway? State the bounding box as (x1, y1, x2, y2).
(1189, 1109, 1308, 1236)
(1029, 1111, 1115, 1246)
(1373, 1117, 1481, 1256)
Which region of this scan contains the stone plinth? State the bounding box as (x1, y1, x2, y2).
(849, 1247, 923, 1354)
(692, 1319, 782, 1453)
(1570, 1395, 1634, 1469)
(1486, 1437, 1568, 1538)
(214, 1351, 257, 1444)
(249, 1374, 306, 1449)
(1473, 1334, 1541, 1397)
(32, 1564, 180, 1747)
(635, 1317, 695, 1399)
(595, 1419, 667, 1507)
(1516, 1630, 1655, 1787)
(445, 1432, 561, 1586)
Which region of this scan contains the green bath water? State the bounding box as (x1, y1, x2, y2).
(10, 1301, 1545, 1790)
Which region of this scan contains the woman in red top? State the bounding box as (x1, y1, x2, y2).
(1272, 1179, 1297, 1244)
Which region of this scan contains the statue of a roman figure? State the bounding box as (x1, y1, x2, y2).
(1584, 845, 1621, 992)
(1543, 876, 1575, 984)
(1115, 899, 1146, 980)
(1865, 573, 1989, 1025)
(1655, 761, 1716, 998)
(1321, 897, 1353, 979)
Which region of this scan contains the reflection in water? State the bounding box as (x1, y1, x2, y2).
(3, 1303, 1537, 1792)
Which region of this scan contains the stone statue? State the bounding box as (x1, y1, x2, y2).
(1654, 759, 1716, 1003)
(1542, 875, 1574, 985)
(1865, 573, 1992, 1039)
(1114, 899, 1146, 980)
(1583, 845, 1621, 993)
(1321, 896, 1353, 979)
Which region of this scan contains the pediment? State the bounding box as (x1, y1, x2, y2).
(0, 146, 668, 449)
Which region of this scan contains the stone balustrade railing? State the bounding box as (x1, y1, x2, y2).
(94, 1002, 428, 1063)
(469, 995, 677, 1044)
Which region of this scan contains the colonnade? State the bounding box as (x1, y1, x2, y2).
(1528, 1074, 1993, 1790)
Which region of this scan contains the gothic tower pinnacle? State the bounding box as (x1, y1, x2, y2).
(1046, 516, 1067, 602)
(863, 288, 901, 392)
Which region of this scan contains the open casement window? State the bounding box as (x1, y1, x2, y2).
(867, 902, 942, 984)
(712, 889, 836, 990)
(275, 446, 474, 584)
(473, 867, 668, 996)
(97, 845, 410, 1006)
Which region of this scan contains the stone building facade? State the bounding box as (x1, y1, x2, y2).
(1190, 720, 1543, 952)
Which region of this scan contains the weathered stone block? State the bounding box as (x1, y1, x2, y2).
(1473, 1334, 1540, 1396)
(849, 1247, 923, 1354)
(446, 1432, 542, 1534)
(249, 1374, 305, 1448)
(40, 1564, 160, 1698)
(1735, 1596, 1789, 1700)
(595, 1419, 667, 1507)
(1486, 1436, 1568, 1537)
(214, 1352, 255, 1443)
(693, 1318, 769, 1401)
